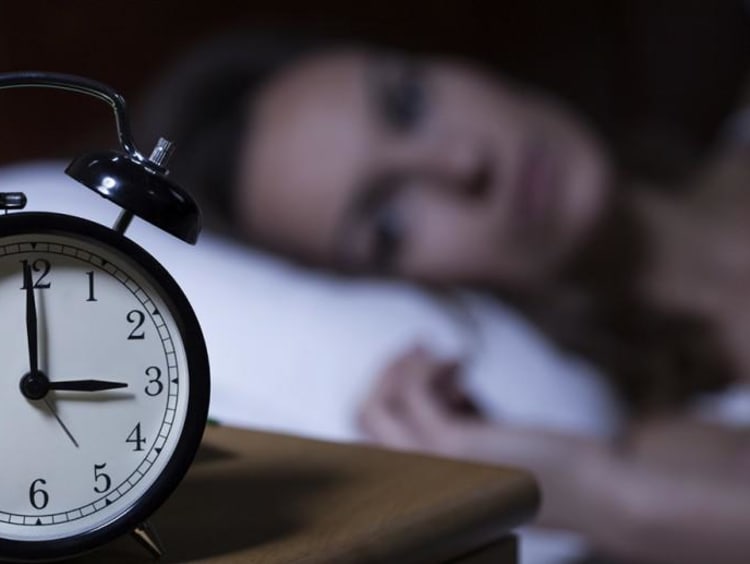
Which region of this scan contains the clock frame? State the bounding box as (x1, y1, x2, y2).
(0, 212, 210, 562)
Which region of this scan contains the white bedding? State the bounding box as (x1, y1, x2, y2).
(1, 160, 627, 563)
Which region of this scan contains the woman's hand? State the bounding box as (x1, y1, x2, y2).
(357, 345, 485, 459)
(357, 345, 606, 528)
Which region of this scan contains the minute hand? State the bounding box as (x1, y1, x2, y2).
(23, 263, 39, 375)
(48, 380, 129, 392)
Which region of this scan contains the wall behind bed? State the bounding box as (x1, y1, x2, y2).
(0, 0, 748, 177)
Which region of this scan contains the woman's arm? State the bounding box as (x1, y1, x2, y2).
(569, 416, 750, 564)
(358, 345, 750, 564)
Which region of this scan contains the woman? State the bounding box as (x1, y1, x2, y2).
(140, 32, 750, 563)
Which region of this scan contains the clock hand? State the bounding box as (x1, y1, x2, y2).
(43, 398, 80, 449)
(23, 263, 39, 375)
(22, 263, 79, 448)
(49, 380, 128, 392)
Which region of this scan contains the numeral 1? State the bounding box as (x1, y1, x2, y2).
(86, 271, 97, 302)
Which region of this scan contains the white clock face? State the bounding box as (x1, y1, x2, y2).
(0, 229, 193, 543)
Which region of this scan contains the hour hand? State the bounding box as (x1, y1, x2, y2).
(48, 380, 129, 392)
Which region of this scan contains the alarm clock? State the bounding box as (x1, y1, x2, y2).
(0, 72, 210, 561)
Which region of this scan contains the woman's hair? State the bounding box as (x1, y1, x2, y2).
(139, 31, 736, 415)
(512, 190, 735, 414)
(137, 31, 334, 235)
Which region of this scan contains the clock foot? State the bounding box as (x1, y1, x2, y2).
(131, 520, 165, 559)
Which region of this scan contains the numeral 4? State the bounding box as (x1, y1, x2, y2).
(126, 423, 146, 452)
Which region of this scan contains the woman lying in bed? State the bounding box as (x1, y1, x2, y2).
(139, 33, 750, 563)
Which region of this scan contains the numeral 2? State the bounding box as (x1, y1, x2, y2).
(126, 310, 145, 340)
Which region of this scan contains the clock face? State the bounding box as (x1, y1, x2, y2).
(0, 213, 209, 560)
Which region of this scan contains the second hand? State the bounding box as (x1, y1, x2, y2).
(43, 398, 80, 449)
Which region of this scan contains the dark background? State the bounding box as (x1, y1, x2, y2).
(1, 0, 748, 173)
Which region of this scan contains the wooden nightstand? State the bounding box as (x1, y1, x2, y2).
(67, 426, 539, 563)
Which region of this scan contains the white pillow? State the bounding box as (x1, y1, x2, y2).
(1, 160, 624, 440)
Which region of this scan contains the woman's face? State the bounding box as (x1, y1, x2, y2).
(237, 50, 611, 288)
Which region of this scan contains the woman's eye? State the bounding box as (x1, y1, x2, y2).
(382, 63, 426, 132)
(371, 201, 404, 273)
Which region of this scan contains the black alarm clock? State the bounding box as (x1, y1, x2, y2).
(0, 72, 210, 561)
